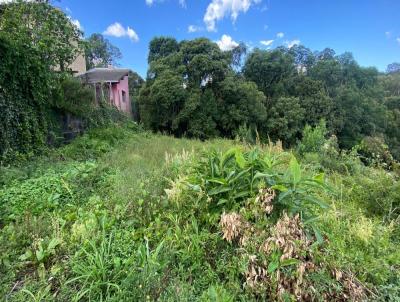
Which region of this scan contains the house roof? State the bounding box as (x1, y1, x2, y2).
(79, 68, 130, 83)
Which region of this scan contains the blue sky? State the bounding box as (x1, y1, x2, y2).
(59, 0, 400, 77)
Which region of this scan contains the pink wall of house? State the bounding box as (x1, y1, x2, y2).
(110, 75, 131, 115)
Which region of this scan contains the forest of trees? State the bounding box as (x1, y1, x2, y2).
(139, 37, 400, 160)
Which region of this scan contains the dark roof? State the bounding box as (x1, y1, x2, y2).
(79, 68, 130, 83)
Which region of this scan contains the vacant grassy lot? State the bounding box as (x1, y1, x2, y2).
(1, 124, 399, 301)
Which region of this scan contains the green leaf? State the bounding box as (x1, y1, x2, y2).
(303, 216, 320, 225)
(289, 156, 301, 184)
(230, 168, 251, 183)
(207, 178, 227, 185)
(235, 150, 246, 169)
(253, 172, 273, 181)
(312, 173, 325, 185)
(208, 186, 231, 196)
(36, 249, 45, 262)
(313, 226, 324, 244)
(47, 238, 61, 251)
(280, 258, 300, 267)
(267, 261, 279, 273)
(217, 199, 228, 205)
(233, 190, 251, 199)
(304, 196, 329, 209)
(271, 184, 288, 192)
(19, 250, 33, 261)
(221, 148, 236, 168)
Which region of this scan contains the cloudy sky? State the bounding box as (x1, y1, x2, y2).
(57, 0, 398, 76)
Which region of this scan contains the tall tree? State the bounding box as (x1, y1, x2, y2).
(148, 36, 179, 64)
(243, 49, 295, 100)
(0, 0, 83, 72)
(387, 62, 400, 74)
(85, 33, 122, 69)
(128, 71, 145, 121)
(140, 37, 267, 139)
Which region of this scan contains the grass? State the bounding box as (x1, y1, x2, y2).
(0, 123, 399, 301)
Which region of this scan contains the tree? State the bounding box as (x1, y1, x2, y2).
(85, 33, 122, 69)
(0, 0, 83, 72)
(216, 76, 266, 137)
(128, 71, 145, 121)
(148, 36, 179, 64)
(287, 45, 316, 71)
(286, 75, 335, 129)
(139, 70, 187, 133)
(243, 49, 295, 99)
(264, 97, 305, 146)
(387, 62, 400, 74)
(139, 37, 267, 139)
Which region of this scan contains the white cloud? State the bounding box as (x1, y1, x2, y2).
(146, 0, 186, 7)
(71, 19, 82, 30)
(67, 16, 83, 30)
(260, 39, 273, 46)
(276, 32, 284, 38)
(263, 24, 268, 31)
(216, 34, 239, 51)
(397, 37, 400, 45)
(285, 39, 300, 48)
(126, 27, 139, 41)
(179, 0, 186, 8)
(385, 31, 391, 38)
(188, 25, 202, 33)
(204, 0, 261, 32)
(103, 22, 139, 42)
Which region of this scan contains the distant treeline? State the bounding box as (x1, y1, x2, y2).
(138, 37, 400, 159)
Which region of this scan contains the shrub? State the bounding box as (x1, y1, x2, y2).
(298, 119, 328, 154)
(189, 147, 328, 225)
(357, 136, 396, 169)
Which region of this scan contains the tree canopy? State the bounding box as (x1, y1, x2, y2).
(85, 33, 122, 69)
(140, 36, 400, 159)
(0, 0, 82, 72)
(139, 37, 267, 139)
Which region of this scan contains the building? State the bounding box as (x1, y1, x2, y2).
(79, 67, 132, 115)
(69, 52, 87, 75)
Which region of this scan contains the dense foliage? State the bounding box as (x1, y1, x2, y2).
(84, 33, 123, 69)
(139, 38, 400, 161)
(1, 125, 399, 301)
(0, 1, 129, 163)
(139, 37, 266, 139)
(0, 33, 53, 161)
(0, 1, 81, 162)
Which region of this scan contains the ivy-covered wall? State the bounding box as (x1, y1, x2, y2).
(0, 35, 54, 161)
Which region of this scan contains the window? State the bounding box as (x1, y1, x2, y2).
(122, 90, 126, 103)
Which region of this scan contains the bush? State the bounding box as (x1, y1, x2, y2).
(298, 119, 328, 154)
(51, 77, 94, 117)
(357, 136, 396, 169)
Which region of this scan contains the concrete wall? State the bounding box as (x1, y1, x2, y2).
(110, 75, 131, 115)
(69, 53, 87, 75)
